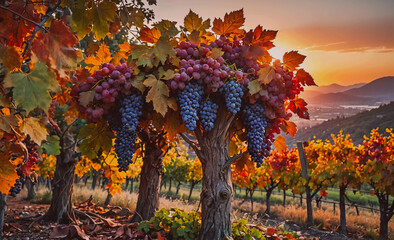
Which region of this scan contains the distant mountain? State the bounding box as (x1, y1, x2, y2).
(344, 76, 394, 99)
(286, 101, 394, 146)
(304, 76, 394, 106)
(308, 92, 377, 105)
(313, 82, 366, 93)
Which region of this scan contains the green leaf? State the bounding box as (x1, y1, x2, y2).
(78, 123, 114, 159)
(184, 10, 210, 32)
(4, 62, 59, 113)
(144, 74, 170, 116)
(137, 221, 151, 233)
(130, 45, 154, 68)
(70, 1, 93, 39)
(92, 0, 117, 40)
(152, 38, 176, 66)
(247, 79, 261, 95)
(42, 135, 60, 156)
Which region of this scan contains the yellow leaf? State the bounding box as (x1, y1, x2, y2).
(144, 74, 170, 116)
(84, 45, 112, 73)
(21, 117, 48, 144)
(257, 66, 275, 85)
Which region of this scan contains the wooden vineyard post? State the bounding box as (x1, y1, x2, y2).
(297, 142, 314, 225)
(0, 193, 6, 240)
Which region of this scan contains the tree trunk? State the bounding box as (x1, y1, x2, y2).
(129, 178, 134, 193)
(300, 194, 303, 206)
(250, 188, 254, 213)
(92, 169, 99, 190)
(339, 185, 347, 235)
(265, 190, 272, 215)
(104, 191, 112, 207)
(192, 104, 235, 240)
(188, 182, 196, 202)
(0, 194, 6, 240)
(125, 177, 130, 190)
(168, 178, 172, 192)
(283, 190, 286, 207)
(175, 182, 181, 197)
(130, 130, 165, 223)
(378, 193, 390, 240)
(43, 131, 76, 223)
(25, 177, 36, 200)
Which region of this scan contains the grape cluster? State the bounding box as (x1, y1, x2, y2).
(199, 99, 218, 131)
(115, 92, 143, 172)
(242, 102, 268, 165)
(70, 62, 134, 123)
(220, 79, 244, 114)
(21, 139, 40, 175)
(9, 168, 24, 197)
(177, 82, 204, 131)
(171, 41, 229, 93)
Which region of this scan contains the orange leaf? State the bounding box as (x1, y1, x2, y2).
(296, 69, 315, 86)
(283, 51, 306, 71)
(266, 227, 276, 236)
(274, 135, 287, 154)
(212, 9, 245, 36)
(157, 232, 165, 240)
(243, 25, 277, 49)
(0, 154, 19, 195)
(286, 97, 309, 119)
(139, 27, 161, 43)
(84, 45, 112, 73)
(280, 120, 297, 137)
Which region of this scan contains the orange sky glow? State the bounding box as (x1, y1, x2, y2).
(151, 0, 394, 86)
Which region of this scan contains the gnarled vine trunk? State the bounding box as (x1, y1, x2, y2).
(0, 193, 6, 240)
(377, 192, 392, 240)
(190, 105, 238, 240)
(339, 185, 347, 235)
(43, 131, 76, 223)
(130, 129, 166, 222)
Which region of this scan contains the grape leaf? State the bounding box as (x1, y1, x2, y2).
(283, 51, 306, 71)
(248, 79, 261, 95)
(42, 135, 60, 156)
(0, 114, 18, 133)
(280, 120, 297, 137)
(70, 1, 93, 39)
(120, 7, 145, 28)
(32, 20, 80, 75)
(257, 66, 275, 84)
(130, 45, 154, 68)
(154, 20, 179, 39)
(184, 10, 211, 33)
(144, 74, 170, 116)
(286, 97, 309, 119)
(140, 27, 161, 43)
(296, 69, 316, 86)
(92, 0, 118, 40)
(4, 62, 59, 113)
(152, 39, 177, 66)
(243, 25, 277, 49)
(0, 46, 22, 71)
(274, 135, 287, 153)
(208, 48, 224, 59)
(21, 117, 48, 145)
(0, 157, 18, 195)
(84, 45, 113, 73)
(79, 90, 95, 107)
(212, 9, 245, 36)
(78, 123, 115, 159)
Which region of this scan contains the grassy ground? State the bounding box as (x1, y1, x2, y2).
(24, 181, 393, 239)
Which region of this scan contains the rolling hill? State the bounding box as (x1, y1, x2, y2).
(286, 101, 394, 147)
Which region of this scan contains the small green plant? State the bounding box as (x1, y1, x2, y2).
(232, 219, 265, 240)
(138, 208, 200, 240)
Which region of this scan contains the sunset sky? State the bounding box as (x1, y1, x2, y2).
(151, 0, 394, 86)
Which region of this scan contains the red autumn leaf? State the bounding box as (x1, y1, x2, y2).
(280, 119, 297, 137)
(139, 27, 161, 43)
(243, 25, 277, 49)
(286, 97, 309, 119)
(296, 68, 316, 86)
(319, 190, 328, 197)
(266, 227, 276, 236)
(0, 0, 40, 47)
(283, 51, 306, 71)
(212, 9, 245, 36)
(32, 19, 80, 73)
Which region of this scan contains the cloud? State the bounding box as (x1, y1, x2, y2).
(281, 19, 394, 53)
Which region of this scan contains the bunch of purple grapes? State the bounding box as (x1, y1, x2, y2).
(9, 168, 25, 197)
(219, 79, 244, 114)
(171, 41, 230, 93)
(242, 102, 268, 165)
(70, 62, 134, 123)
(199, 98, 219, 131)
(177, 82, 204, 131)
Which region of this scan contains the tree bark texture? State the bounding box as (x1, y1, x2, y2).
(0, 194, 6, 240)
(265, 190, 272, 215)
(283, 190, 286, 207)
(104, 190, 112, 207)
(43, 131, 76, 223)
(378, 193, 391, 240)
(339, 185, 347, 235)
(191, 105, 235, 240)
(25, 177, 36, 200)
(130, 129, 166, 223)
(188, 182, 196, 202)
